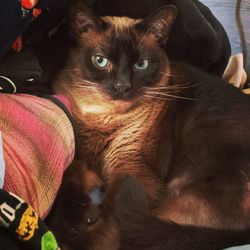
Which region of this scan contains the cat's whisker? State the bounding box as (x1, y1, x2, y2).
(144, 86, 185, 89)
(145, 90, 194, 100)
(143, 94, 169, 101)
(72, 200, 87, 207)
(143, 82, 204, 92)
(143, 88, 188, 96)
(74, 82, 99, 89)
(159, 71, 184, 77)
(62, 68, 79, 72)
(141, 81, 191, 88)
(144, 90, 180, 96)
(73, 81, 98, 87)
(145, 90, 196, 101)
(137, 97, 147, 105)
(71, 74, 100, 86)
(68, 81, 101, 93)
(149, 82, 190, 87)
(74, 79, 99, 86)
(73, 82, 98, 88)
(143, 85, 191, 90)
(74, 85, 98, 91)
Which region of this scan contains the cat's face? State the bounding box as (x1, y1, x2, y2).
(64, 1, 176, 113)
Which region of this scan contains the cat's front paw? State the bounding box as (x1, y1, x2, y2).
(47, 185, 103, 248)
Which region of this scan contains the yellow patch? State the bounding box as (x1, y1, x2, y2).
(16, 206, 39, 241)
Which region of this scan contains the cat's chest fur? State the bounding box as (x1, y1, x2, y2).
(74, 102, 167, 179)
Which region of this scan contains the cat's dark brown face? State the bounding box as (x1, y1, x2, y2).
(60, 1, 176, 114)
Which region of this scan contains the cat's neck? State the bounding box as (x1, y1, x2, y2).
(54, 77, 167, 132)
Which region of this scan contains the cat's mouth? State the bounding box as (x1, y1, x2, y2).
(108, 88, 133, 102)
(99, 89, 138, 113)
(110, 99, 134, 113)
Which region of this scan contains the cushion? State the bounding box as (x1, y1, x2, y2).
(0, 94, 75, 218)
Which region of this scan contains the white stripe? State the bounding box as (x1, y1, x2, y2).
(224, 245, 250, 250)
(0, 76, 17, 93)
(0, 132, 5, 188)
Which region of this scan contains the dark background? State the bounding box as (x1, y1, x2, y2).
(200, 0, 250, 75)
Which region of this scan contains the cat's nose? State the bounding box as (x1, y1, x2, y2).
(114, 82, 131, 95)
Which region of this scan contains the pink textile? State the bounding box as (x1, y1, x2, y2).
(0, 94, 75, 218)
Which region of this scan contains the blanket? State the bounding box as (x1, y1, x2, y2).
(0, 94, 75, 219)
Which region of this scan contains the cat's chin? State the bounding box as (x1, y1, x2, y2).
(110, 100, 135, 113)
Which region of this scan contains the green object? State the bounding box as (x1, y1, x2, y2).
(41, 231, 58, 250)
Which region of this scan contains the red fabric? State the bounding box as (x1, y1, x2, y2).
(33, 8, 42, 18)
(20, 0, 38, 10)
(12, 36, 23, 52)
(0, 94, 75, 218)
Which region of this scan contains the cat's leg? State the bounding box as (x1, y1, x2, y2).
(115, 176, 250, 250)
(46, 160, 103, 249)
(103, 159, 165, 202)
(79, 163, 165, 250)
(154, 178, 250, 230)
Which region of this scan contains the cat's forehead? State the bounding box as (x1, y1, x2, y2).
(80, 16, 157, 58)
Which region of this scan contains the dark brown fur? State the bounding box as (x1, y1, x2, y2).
(47, 1, 250, 249)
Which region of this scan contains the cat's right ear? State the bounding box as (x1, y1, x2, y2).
(70, 0, 106, 36)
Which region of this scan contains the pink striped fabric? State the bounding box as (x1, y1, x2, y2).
(0, 94, 75, 218)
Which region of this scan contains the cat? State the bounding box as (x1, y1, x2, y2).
(47, 0, 250, 249)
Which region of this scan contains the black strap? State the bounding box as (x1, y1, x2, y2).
(42, 95, 80, 161)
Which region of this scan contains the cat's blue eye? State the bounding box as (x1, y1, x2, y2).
(134, 59, 150, 71)
(92, 55, 109, 69)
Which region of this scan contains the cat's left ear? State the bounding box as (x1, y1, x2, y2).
(138, 5, 177, 45)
